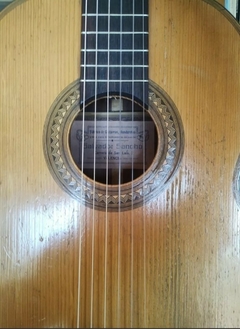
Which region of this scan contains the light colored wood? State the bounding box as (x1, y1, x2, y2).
(0, 0, 239, 327)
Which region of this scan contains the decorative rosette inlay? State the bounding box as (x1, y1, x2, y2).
(43, 80, 184, 211)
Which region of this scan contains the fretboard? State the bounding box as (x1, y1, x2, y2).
(80, 0, 149, 106)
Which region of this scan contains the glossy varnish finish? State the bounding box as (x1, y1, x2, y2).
(0, 0, 239, 327)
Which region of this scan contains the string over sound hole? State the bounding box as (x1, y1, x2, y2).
(69, 96, 158, 185)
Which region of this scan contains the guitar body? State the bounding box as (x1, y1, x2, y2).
(0, 0, 239, 327)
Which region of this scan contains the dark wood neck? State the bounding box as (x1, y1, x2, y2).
(80, 0, 149, 106)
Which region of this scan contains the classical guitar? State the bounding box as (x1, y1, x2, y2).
(0, 0, 239, 327)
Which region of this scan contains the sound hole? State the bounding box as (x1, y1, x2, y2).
(69, 96, 158, 185)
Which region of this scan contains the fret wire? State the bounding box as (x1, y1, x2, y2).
(84, 49, 148, 52)
(81, 65, 148, 67)
(80, 79, 149, 82)
(82, 14, 148, 17)
(82, 31, 148, 35)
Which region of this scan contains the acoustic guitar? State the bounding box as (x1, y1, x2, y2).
(0, 0, 239, 327)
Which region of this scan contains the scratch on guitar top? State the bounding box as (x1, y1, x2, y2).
(3, 247, 20, 266)
(195, 135, 215, 166)
(3, 246, 11, 260)
(182, 64, 207, 79)
(214, 136, 226, 144)
(1, 72, 6, 89)
(164, 47, 168, 60)
(38, 318, 46, 322)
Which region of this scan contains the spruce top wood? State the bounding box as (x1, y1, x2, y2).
(0, 0, 239, 327)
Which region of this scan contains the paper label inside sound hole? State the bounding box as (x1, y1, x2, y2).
(70, 120, 156, 170)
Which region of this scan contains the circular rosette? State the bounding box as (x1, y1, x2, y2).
(43, 79, 184, 211)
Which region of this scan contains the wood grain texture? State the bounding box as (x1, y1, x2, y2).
(0, 0, 239, 328)
(216, 0, 225, 5)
